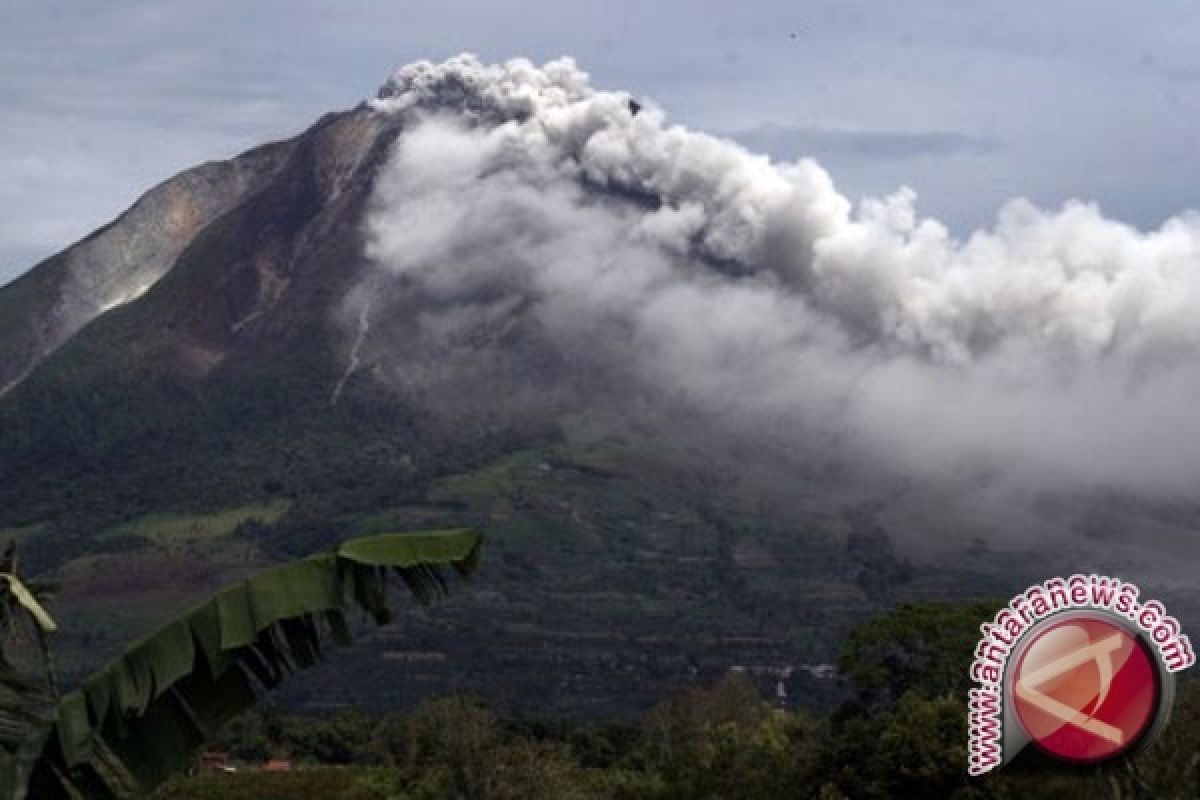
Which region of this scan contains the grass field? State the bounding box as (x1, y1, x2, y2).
(94, 500, 292, 545)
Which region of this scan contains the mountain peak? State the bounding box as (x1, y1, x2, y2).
(372, 54, 594, 120)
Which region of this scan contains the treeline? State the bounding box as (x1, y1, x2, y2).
(152, 602, 1200, 799)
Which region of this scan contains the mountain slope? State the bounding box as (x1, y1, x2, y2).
(3, 56, 1200, 716)
(0, 99, 908, 714)
(0, 137, 296, 395)
(0, 106, 428, 525)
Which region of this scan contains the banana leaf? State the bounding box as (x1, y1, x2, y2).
(0, 528, 480, 800)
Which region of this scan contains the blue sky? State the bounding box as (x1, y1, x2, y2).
(1, 0, 1198, 286)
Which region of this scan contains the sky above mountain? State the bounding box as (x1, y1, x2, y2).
(0, 1, 1198, 286)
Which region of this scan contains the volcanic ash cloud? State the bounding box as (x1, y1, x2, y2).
(361, 54, 1200, 501)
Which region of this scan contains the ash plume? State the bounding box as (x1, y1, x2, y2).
(358, 55, 1200, 507)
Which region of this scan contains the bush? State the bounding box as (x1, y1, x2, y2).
(152, 767, 394, 800)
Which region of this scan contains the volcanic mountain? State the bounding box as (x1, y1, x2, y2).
(3, 56, 1200, 714)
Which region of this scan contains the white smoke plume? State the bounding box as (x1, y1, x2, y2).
(361, 55, 1200, 504)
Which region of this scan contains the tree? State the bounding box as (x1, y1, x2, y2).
(827, 602, 1158, 800)
(379, 696, 601, 800)
(637, 671, 824, 799)
(0, 528, 481, 799)
(838, 600, 1000, 710)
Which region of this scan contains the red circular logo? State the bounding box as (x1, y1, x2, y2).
(1012, 616, 1159, 763)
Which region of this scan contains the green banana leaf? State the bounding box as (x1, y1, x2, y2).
(0, 528, 480, 800)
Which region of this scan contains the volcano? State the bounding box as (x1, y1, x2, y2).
(2, 55, 1199, 715)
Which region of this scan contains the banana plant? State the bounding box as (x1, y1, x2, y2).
(0, 541, 61, 799)
(0, 541, 60, 686)
(0, 528, 481, 799)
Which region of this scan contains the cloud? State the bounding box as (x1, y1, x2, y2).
(360, 55, 1200, 509)
(727, 123, 999, 161)
(5, 1, 1200, 287)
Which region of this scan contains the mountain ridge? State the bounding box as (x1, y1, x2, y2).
(0, 134, 299, 395)
(0, 94, 915, 714)
(4, 58, 1200, 715)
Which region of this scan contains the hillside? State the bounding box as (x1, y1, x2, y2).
(3, 56, 1200, 717)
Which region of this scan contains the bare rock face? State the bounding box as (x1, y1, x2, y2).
(0, 102, 411, 409)
(125, 107, 399, 383)
(0, 137, 296, 394)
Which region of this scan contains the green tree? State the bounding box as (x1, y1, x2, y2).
(838, 600, 1000, 710)
(637, 671, 823, 799)
(828, 602, 1172, 800)
(824, 691, 977, 799)
(387, 696, 600, 800)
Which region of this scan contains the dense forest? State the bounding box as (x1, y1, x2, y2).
(149, 602, 1199, 800)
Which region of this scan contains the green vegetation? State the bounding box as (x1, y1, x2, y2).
(143, 601, 1200, 799)
(0, 530, 480, 800)
(153, 768, 400, 800)
(12, 428, 1024, 721)
(95, 502, 291, 546)
(6, 525, 1191, 799)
